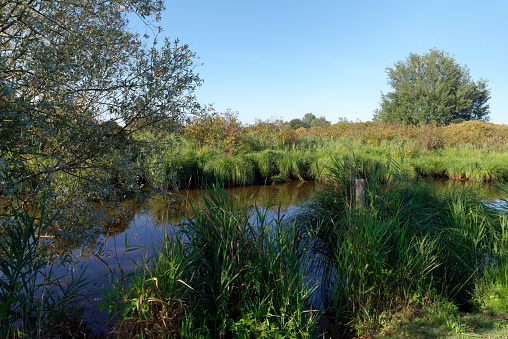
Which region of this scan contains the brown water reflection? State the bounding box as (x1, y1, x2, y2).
(149, 181, 317, 225)
(68, 181, 317, 332)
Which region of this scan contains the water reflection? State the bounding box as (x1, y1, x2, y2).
(149, 181, 317, 225)
(62, 179, 507, 333)
(74, 181, 318, 278)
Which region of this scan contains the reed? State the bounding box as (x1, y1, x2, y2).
(298, 155, 507, 336)
(103, 183, 318, 337)
(202, 154, 256, 187)
(250, 149, 279, 183)
(99, 235, 195, 338)
(180, 183, 318, 336)
(0, 198, 88, 338)
(275, 151, 315, 180)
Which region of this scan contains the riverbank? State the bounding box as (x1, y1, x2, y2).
(2, 153, 508, 337)
(96, 157, 508, 338)
(140, 120, 508, 189)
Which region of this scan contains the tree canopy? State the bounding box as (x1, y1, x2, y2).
(373, 49, 490, 125)
(0, 0, 202, 201)
(289, 113, 330, 129)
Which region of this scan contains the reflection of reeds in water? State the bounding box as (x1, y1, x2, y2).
(148, 181, 317, 225)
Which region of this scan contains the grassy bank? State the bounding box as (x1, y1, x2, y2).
(97, 156, 508, 338)
(298, 157, 508, 336)
(144, 120, 508, 189)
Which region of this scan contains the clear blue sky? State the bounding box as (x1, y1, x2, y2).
(131, 0, 508, 125)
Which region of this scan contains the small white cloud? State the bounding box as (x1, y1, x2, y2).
(321, 92, 333, 99)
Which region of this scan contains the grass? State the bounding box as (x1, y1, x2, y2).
(152, 122, 508, 190)
(0, 197, 88, 338)
(375, 297, 508, 338)
(297, 155, 508, 337)
(101, 182, 318, 338)
(9, 151, 506, 337)
(98, 156, 508, 338)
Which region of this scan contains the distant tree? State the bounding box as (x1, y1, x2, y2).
(301, 113, 317, 128)
(373, 49, 490, 125)
(289, 114, 330, 129)
(311, 116, 331, 127)
(289, 118, 304, 130)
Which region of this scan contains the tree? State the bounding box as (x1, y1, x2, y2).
(373, 49, 490, 125)
(185, 107, 244, 151)
(311, 116, 331, 127)
(301, 113, 317, 128)
(289, 113, 330, 130)
(289, 118, 304, 130)
(0, 0, 202, 202)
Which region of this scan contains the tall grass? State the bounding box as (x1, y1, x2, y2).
(0, 198, 88, 338)
(298, 156, 507, 336)
(202, 154, 255, 187)
(102, 183, 318, 337)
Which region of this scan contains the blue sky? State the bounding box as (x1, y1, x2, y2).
(131, 0, 508, 125)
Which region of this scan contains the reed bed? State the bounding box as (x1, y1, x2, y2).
(96, 155, 508, 337)
(0, 198, 88, 338)
(101, 183, 318, 338)
(297, 156, 507, 336)
(147, 120, 508, 190)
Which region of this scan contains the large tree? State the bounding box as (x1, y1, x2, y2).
(373, 49, 490, 125)
(0, 0, 202, 202)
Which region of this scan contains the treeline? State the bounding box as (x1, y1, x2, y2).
(178, 108, 508, 153)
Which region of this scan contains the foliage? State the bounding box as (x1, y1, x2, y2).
(298, 156, 506, 336)
(184, 106, 244, 152)
(289, 113, 331, 129)
(0, 198, 88, 338)
(157, 119, 508, 189)
(0, 0, 201, 206)
(243, 118, 290, 150)
(103, 184, 318, 337)
(374, 49, 490, 125)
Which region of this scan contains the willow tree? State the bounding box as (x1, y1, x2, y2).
(373, 49, 490, 125)
(0, 0, 202, 203)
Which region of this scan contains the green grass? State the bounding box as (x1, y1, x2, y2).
(375, 297, 508, 338)
(298, 155, 508, 337)
(154, 134, 508, 190)
(102, 182, 318, 338)
(202, 154, 256, 187)
(99, 155, 508, 338)
(0, 197, 88, 338)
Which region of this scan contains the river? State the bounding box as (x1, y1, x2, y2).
(48, 179, 508, 333)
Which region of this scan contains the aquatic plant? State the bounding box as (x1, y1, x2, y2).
(0, 198, 88, 338)
(299, 155, 507, 336)
(102, 183, 318, 337)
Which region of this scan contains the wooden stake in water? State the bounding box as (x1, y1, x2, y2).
(356, 179, 365, 209)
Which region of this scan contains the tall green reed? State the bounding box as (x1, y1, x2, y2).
(181, 183, 317, 337)
(0, 198, 88, 338)
(299, 155, 507, 336)
(101, 183, 318, 337)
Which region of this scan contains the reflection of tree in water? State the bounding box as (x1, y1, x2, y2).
(148, 181, 317, 225)
(101, 201, 141, 236)
(431, 178, 506, 200)
(45, 197, 146, 257)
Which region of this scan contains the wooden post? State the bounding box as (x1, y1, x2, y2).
(355, 179, 365, 209)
